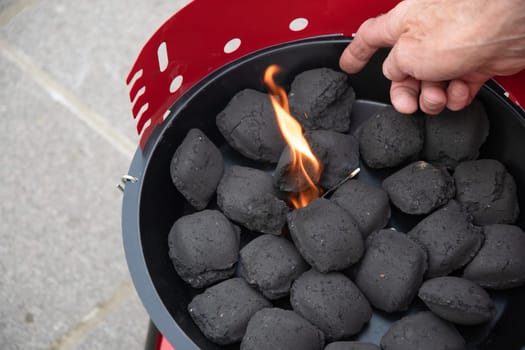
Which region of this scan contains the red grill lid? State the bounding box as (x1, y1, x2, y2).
(127, 0, 525, 149)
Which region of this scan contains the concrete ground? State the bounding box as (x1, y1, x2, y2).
(0, 1, 189, 349)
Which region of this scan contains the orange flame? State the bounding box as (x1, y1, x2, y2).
(264, 65, 322, 208)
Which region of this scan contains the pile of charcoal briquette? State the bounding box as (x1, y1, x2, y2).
(167, 67, 525, 350)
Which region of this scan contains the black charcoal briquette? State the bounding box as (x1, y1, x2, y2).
(239, 234, 309, 299)
(216, 89, 286, 162)
(168, 210, 240, 288)
(273, 130, 359, 192)
(217, 166, 289, 234)
(380, 312, 466, 350)
(305, 130, 360, 189)
(287, 198, 364, 272)
(289, 68, 354, 132)
(240, 308, 325, 350)
(188, 278, 271, 345)
(424, 99, 489, 168)
(454, 159, 520, 225)
(354, 229, 427, 312)
(273, 144, 323, 193)
(359, 106, 424, 169)
(331, 180, 390, 237)
(463, 224, 525, 289)
(291, 270, 372, 341)
(382, 161, 455, 215)
(418, 276, 495, 325)
(408, 200, 484, 278)
(170, 128, 224, 210)
(324, 342, 380, 350)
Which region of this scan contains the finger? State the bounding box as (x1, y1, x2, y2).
(420, 81, 448, 115)
(390, 77, 420, 114)
(339, 3, 407, 73)
(383, 37, 425, 81)
(382, 43, 410, 82)
(465, 80, 485, 104)
(339, 17, 391, 73)
(446, 79, 471, 111)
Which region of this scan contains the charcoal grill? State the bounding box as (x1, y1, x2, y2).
(121, 1, 525, 349)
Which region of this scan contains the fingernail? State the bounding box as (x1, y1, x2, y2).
(451, 88, 468, 98)
(423, 96, 441, 109)
(449, 84, 469, 98)
(393, 93, 417, 114)
(382, 64, 392, 80)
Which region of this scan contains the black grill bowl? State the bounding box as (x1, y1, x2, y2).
(122, 37, 525, 350)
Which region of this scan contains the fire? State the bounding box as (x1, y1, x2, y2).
(264, 65, 322, 208)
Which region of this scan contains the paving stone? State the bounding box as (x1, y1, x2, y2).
(0, 0, 18, 14)
(0, 55, 140, 349)
(0, 0, 191, 142)
(76, 291, 150, 350)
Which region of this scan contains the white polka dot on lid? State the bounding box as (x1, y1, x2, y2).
(289, 18, 308, 31)
(163, 109, 171, 121)
(157, 42, 168, 72)
(170, 75, 183, 93)
(224, 38, 241, 54)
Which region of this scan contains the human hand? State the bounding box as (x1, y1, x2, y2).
(340, 0, 525, 114)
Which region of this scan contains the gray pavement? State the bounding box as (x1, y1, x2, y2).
(0, 1, 189, 349)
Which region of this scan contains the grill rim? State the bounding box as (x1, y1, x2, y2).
(122, 36, 525, 350)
